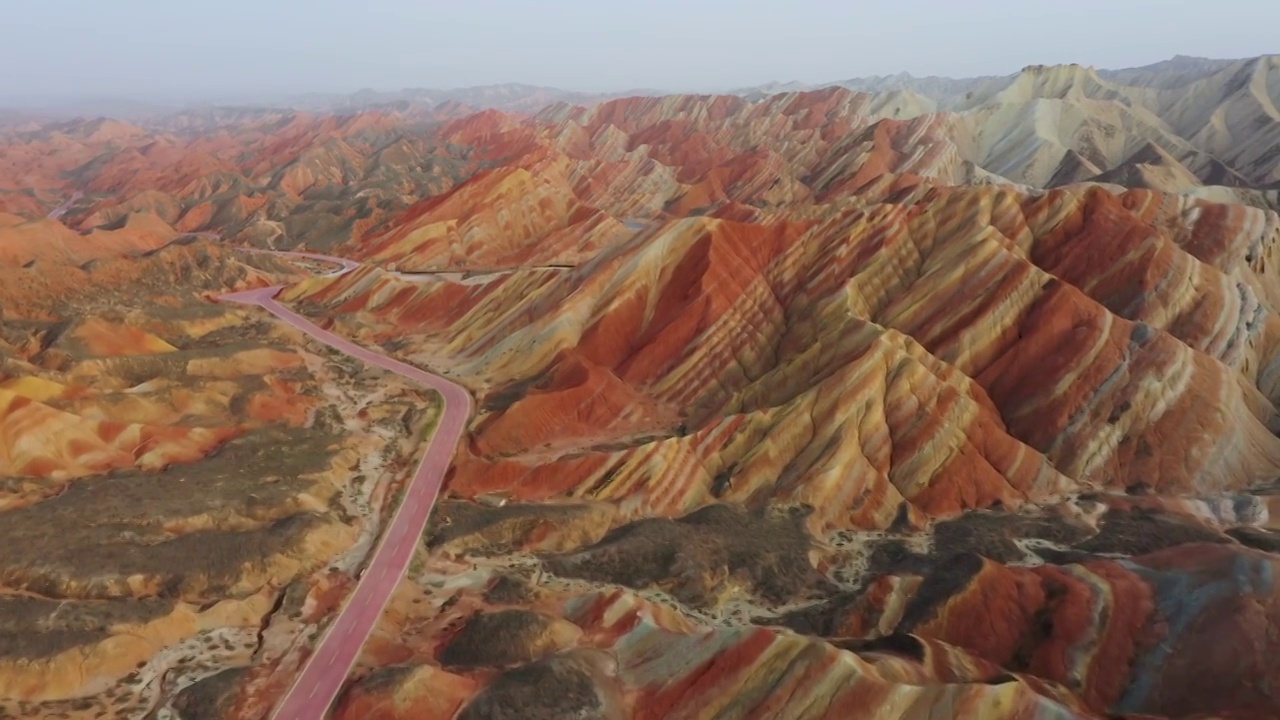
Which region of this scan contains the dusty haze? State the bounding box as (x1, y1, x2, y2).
(4, 0, 1279, 105)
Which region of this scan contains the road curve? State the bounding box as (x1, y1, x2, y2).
(220, 253, 473, 719)
(47, 191, 84, 221)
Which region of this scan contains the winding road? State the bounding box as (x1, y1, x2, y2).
(46, 191, 83, 221)
(220, 251, 472, 719)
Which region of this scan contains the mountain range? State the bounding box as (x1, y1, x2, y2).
(2, 53, 1280, 719)
(0, 54, 1254, 122)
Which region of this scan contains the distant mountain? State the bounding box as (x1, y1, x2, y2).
(716, 54, 1280, 195)
(1, 84, 672, 128)
(1098, 54, 1241, 88)
(4, 55, 1268, 127)
(828, 71, 1013, 102)
(730, 80, 813, 99)
(251, 83, 668, 116)
(733, 54, 1257, 102)
(0, 96, 183, 122)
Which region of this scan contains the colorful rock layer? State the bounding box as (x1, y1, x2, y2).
(6, 58, 1280, 719)
(286, 78, 1280, 720)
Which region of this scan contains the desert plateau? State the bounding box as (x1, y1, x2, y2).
(4, 40, 1280, 720)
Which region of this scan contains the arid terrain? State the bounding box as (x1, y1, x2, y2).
(4, 55, 1280, 719)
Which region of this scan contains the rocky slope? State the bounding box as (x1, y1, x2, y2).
(5, 56, 1280, 719)
(0, 242, 445, 717)
(280, 63, 1280, 720)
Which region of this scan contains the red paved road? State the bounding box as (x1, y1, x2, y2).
(220, 256, 472, 719)
(276, 251, 361, 275)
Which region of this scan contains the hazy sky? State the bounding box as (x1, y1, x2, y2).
(5, 0, 1278, 102)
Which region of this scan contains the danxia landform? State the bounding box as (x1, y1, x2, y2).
(3, 56, 1280, 719)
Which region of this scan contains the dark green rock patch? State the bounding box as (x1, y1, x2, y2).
(439, 609, 561, 669)
(898, 552, 988, 632)
(0, 596, 173, 661)
(543, 503, 824, 607)
(168, 667, 247, 720)
(1075, 508, 1227, 556)
(457, 651, 611, 720)
(426, 500, 610, 556)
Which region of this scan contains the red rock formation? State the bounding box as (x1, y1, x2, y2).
(4, 64, 1280, 719)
